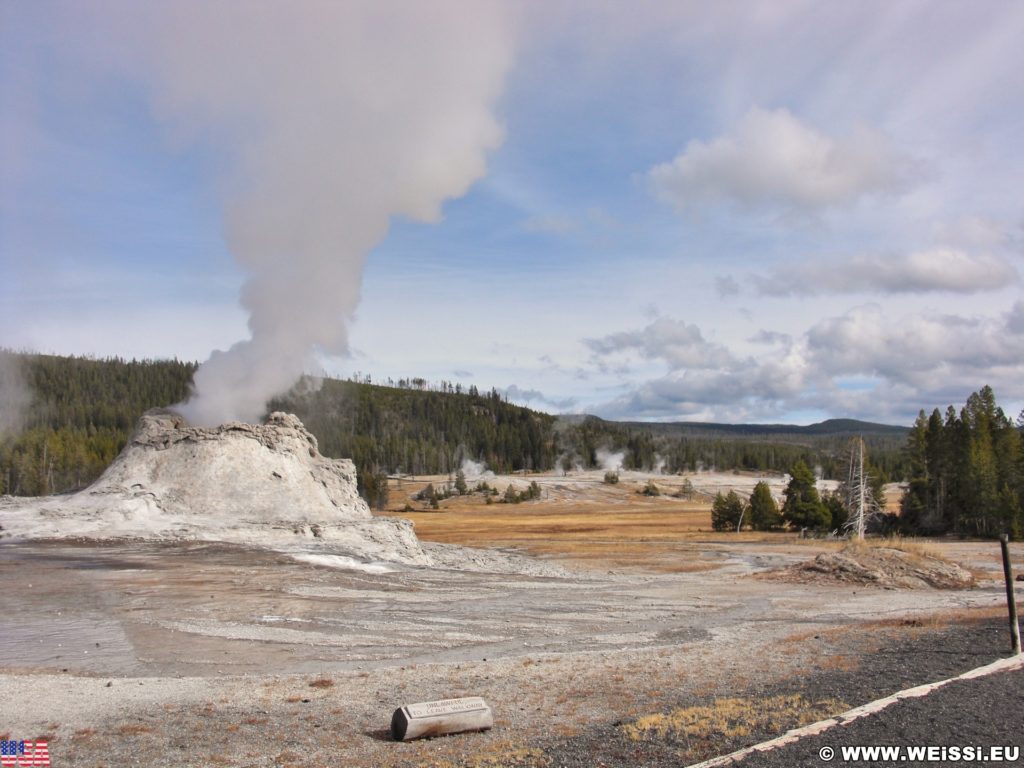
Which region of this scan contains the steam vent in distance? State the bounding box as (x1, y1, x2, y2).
(0, 409, 430, 565)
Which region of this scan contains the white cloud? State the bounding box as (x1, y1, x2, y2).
(748, 330, 792, 346)
(648, 107, 920, 214)
(805, 303, 1024, 386)
(757, 248, 1018, 296)
(503, 383, 577, 411)
(585, 316, 809, 420)
(1007, 301, 1024, 335)
(932, 216, 1019, 252)
(596, 372, 795, 422)
(715, 274, 741, 298)
(585, 304, 1024, 422)
(585, 316, 734, 370)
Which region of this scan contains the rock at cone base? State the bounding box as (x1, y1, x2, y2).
(0, 409, 430, 565)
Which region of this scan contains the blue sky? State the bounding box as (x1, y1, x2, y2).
(2, 2, 1023, 425)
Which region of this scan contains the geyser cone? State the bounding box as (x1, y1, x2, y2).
(109, 410, 368, 524)
(0, 410, 429, 565)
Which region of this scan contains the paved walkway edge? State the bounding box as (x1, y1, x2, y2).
(686, 652, 1024, 768)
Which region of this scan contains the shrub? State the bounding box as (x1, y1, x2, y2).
(641, 480, 661, 497)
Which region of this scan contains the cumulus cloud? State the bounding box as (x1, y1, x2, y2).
(585, 316, 734, 370)
(585, 316, 809, 420)
(597, 375, 784, 423)
(1006, 301, 1024, 334)
(587, 304, 1024, 422)
(806, 303, 1024, 386)
(757, 248, 1018, 296)
(748, 330, 792, 346)
(648, 107, 920, 214)
(715, 275, 741, 298)
(933, 217, 1019, 253)
(503, 384, 577, 411)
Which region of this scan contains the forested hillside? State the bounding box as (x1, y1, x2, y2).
(269, 377, 557, 476)
(0, 351, 196, 495)
(2, 351, 908, 498)
(557, 415, 908, 480)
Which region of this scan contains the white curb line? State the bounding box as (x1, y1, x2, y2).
(686, 652, 1024, 768)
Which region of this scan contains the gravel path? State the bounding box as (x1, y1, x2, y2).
(732, 666, 1024, 768)
(538, 618, 1021, 768)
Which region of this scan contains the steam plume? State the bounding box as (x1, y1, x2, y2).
(596, 448, 625, 473)
(459, 459, 493, 482)
(99, 2, 514, 425)
(0, 351, 31, 438)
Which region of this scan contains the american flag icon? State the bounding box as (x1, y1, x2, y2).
(0, 740, 50, 767)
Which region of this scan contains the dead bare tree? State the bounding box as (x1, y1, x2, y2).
(844, 436, 881, 540)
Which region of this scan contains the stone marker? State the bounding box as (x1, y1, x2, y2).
(391, 697, 493, 741)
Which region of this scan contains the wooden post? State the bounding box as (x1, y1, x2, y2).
(1000, 534, 1021, 655)
(391, 697, 493, 741)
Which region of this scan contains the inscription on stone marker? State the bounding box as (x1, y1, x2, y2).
(391, 696, 493, 741)
(406, 697, 487, 718)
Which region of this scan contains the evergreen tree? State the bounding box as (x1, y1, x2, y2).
(900, 410, 930, 532)
(781, 460, 830, 530)
(961, 387, 1001, 535)
(527, 481, 541, 500)
(822, 491, 848, 533)
(923, 408, 950, 532)
(711, 490, 744, 531)
(357, 469, 390, 510)
(748, 481, 781, 530)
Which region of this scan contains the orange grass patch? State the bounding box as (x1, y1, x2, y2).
(381, 485, 801, 570)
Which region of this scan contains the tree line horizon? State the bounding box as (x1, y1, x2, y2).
(0, 352, 1020, 538)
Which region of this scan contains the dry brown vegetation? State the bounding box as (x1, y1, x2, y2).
(864, 604, 1007, 629)
(770, 541, 976, 589)
(622, 693, 849, 759)
(384, 475, 801, 570)
(396, 505, 744, 571)
(114, 723, 153, 735)
(383, 475, 954, 574)
(845, 535, 940, 559)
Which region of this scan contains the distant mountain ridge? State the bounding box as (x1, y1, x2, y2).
(558, 414, 908, 439)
